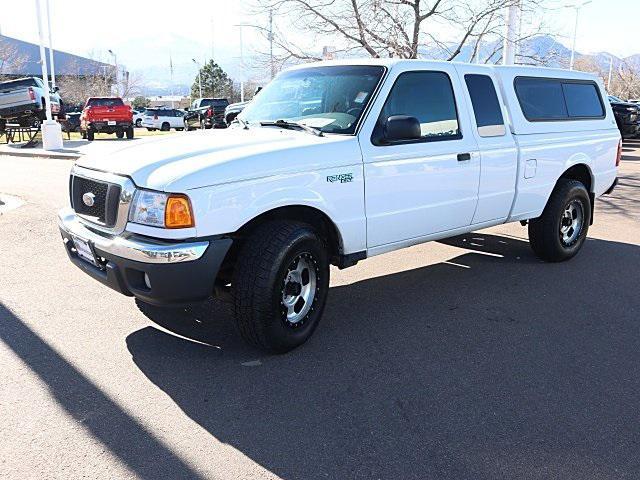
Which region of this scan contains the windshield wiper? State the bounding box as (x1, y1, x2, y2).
(232, 117, 249, 129)
(260, 119, 324, 137)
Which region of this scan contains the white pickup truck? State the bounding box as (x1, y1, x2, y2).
(58, 60, 620, 353)
(0, 77, 62, 128)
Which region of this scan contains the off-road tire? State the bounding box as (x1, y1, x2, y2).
(231, 221, 330, 353)
(528, 179, 591, 262)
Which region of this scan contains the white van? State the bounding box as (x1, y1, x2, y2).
(58, 60, 620, 352)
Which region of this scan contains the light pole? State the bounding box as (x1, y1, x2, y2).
(234, 24, 245, 102)
(192, 58, 203, 98)
(502, 1, 521, 65)
(567, 0, 592, 70)
(35, 0, 62, 149)
(108, 49, 118, 95)
(607, 56, 614, 91)
(45, 0, 55, 89)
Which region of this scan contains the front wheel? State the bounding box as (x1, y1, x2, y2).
(528, 179, 591, 262)
(231, 221, 330, 353)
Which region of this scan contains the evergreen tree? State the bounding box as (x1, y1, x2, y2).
(191, 60, 235, 99)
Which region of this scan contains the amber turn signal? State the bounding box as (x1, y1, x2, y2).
(165, 195, 194, 228)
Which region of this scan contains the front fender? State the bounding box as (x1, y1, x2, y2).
(189, 165, 367, 254)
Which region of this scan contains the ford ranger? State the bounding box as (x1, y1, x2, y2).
(80, 97, 134, 141)
(58, 60, 620, 353)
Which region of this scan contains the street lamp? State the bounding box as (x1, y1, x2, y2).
(566, 0, 592, 70)
(233, 24, 246, 102)
(192, 58, 203, 98)
(34, 0, 62, 150)
(108, 49, 118, 95)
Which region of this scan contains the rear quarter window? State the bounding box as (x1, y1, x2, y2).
(514, 77, 604, 121)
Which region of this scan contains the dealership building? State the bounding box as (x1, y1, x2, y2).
(0, 34, 112, 80)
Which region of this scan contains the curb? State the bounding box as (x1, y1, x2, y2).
(0, 150, 79, 160)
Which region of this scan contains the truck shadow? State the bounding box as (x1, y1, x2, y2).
(129, 234, 640, 479)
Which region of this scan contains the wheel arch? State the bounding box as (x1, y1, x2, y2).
(558, 163, 595, 224)
(217, 205, 346, 286)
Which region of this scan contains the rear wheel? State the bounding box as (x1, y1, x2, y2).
(135, 119, 142, 127)
(126, 127, 134, 139)
(161, 122, 170, 131)
(146, 128, 155, 131)
(528, 179, 591, 262)
(86, 128, 95, 141)
(116, 129, 124, 139)
(231, 221, 330, 353)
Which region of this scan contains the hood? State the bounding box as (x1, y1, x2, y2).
(76, 126, 360, 192)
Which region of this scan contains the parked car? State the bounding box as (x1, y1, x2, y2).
(132, 109, 146, 127)
(0, 76, 62, 128)
(224, 100, 249, 126)
(58, 60, 619, 353)
(224, 87, 262, 125)
(183, 98, 228, 130)
(62, 112, 81, 133)
(80, 97, 134, 141)
(142, 108, 185, 131)
(609, 95, 640, 139)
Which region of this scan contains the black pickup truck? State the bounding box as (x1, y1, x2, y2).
(609, 95, 640, 139)
(183, 98, 229, 130)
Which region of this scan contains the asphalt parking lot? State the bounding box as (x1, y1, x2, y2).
(1, 140, 639, 479)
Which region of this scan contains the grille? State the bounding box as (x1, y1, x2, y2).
(71, 176, 121, 227)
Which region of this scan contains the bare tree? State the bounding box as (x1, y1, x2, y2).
(0, 39, 27, 81)
(251, 0, 556, 70)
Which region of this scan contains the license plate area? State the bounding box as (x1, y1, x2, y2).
(107, 120, 116, 126)
(72, 235, 99, 267)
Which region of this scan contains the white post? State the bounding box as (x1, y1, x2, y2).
(503, 3, 519, 65)
(269, 9, 274, 79)
(45, 0, 55, 89)
(569, 7, 579, 70)
(192, 59, 203, 98)
(569, 1, 592, 71)
(35, 0, 62, 149)
(607, 56, 613, 91)
(239, 26, 244, 102)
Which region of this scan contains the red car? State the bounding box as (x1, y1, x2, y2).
(80, 97, 133, 141)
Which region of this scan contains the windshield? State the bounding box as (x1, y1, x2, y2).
(609, 95, 623, 103)
(239, 65, 385, 134)
(87, 98, 124, 107)
(201, 99, 229, 108)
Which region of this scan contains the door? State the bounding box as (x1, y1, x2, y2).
(458, 69, 518, 224)
(360, 67, 481, 248)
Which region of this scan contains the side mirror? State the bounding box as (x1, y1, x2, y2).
(384, 115, 421, 142)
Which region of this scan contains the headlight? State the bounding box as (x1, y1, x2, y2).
(129, 190, 194, 228)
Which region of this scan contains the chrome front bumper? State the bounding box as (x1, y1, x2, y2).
(57, 207, 208, 264)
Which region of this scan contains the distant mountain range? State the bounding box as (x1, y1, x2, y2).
(125, 34, 637, 96)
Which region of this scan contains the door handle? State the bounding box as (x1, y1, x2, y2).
(457, 153, 472, 162)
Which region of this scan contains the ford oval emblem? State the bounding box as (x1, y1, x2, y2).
(82, 192, 95, 207)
